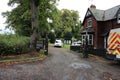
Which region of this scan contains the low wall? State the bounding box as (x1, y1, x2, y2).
(70, 46, 82, 52)
(88, 49, 107, 57)
(70, 46, 107, 57)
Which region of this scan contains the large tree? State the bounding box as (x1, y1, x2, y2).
(2, 0, 58, 36)
(2, 0, 31, 36)
(2, 0, 58, 50)
(2, 0, 82, 46)
(51, 9, 82, 40)
(29, 0, 39, 50)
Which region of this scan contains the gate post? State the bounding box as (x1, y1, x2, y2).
(44, 34, 48, 55)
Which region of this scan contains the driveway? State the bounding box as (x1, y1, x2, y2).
(0, 46, 120, 80)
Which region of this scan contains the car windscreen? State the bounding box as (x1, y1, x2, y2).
(55, 41, 59, 43)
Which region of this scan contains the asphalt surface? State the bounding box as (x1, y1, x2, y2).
(0, 46, 120, 80)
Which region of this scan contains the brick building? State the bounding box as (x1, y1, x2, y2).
(81, 5, 120, 50)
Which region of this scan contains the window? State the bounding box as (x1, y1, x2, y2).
(82, 34, 93, 45)
(88, 34, 93, 45)
(87, 18, 92, 27)
(117, 14, 120, 24)
(82, 35, 86, 45)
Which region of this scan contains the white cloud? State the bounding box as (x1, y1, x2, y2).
(0, 0, 120, 33)
(57, 0, 120, 21)
(0, 0, 15, 33)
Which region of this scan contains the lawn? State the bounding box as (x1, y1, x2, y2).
(63, 44, 70, 49)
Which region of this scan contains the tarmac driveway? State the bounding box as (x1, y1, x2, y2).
(0, 46, 120, 80)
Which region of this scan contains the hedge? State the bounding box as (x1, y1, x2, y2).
(0, 34, 30, 55)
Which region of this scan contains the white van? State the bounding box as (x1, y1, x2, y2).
(106, 28, 120, 60)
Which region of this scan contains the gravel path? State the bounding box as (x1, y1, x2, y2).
(0, 46, 120, 80)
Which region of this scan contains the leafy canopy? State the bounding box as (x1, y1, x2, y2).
(3, 0, 82, 40)
(2, 0, 58, 36)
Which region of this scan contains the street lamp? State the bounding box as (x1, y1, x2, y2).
(83, 28, 88, 58)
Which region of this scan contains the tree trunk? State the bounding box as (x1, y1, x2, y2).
(30, 0, 39, 51)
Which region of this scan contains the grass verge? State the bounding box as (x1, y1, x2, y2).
(63, 44, 70, 49)
(0, 51, 47, 67)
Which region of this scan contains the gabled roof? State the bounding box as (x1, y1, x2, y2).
(104, 5, 120, 20)
(89, 8, 104, 21)
(85, 5, 120, 21)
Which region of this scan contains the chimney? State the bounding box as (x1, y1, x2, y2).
(90, 5, 96, 9)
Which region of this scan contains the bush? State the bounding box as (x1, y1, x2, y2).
(0, 34, 30, 55)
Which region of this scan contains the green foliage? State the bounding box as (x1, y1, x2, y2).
(0, 34, 30, 55)
(64, 32, 72, 40)
(48, 32, 55, 43)
(63, 44, 70, 49)
(51, 9, 82, 40)
(2, 0, 31, 36)
(3, 0, 82, 41)
(2, 0, 59, 37)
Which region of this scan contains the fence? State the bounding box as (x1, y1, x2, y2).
(36, 38, 48, 55)
(70, 45, 107, 57)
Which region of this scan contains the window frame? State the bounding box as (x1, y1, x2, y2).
(88, 34, 93, 45)
(82, 35, 86, 45)
(87, 18, 92, 27)
(117, 14, 120, 24)
(82, 34, 93, 45)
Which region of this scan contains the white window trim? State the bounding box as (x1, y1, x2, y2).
(88, 34, 93, 45)
(82, 35, 86, 45)
(82, 34, 93, 45)
(87, 18, 92, 27)
(117, 14, 120, 24)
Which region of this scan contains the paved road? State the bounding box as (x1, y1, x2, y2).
(0, 46, 120, 80)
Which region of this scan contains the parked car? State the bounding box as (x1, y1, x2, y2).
(54, 39, 63, 47)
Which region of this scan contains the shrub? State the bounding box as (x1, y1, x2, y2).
(0, 34, 30, 55)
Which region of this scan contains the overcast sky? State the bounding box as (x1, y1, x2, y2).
(0, 0, 13, 33)
(0, 0, 120, 32)
(57, 0, 120, 21)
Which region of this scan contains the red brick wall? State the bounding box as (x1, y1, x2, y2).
(83, 16, 98, 48)
(92, 16, 98, 48)
(83, 16, 120, 49)
(97, 21, 106, 48)
(83, 16, 97, 29)
(112, 19, 120, 28)
(83, 17, 88, 29)
(97, 19, 120, 48)
(105, 19, 120, 31)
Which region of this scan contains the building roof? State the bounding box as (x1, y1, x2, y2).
(89, 8, 104, 21)
(89, 5, 120, 21)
